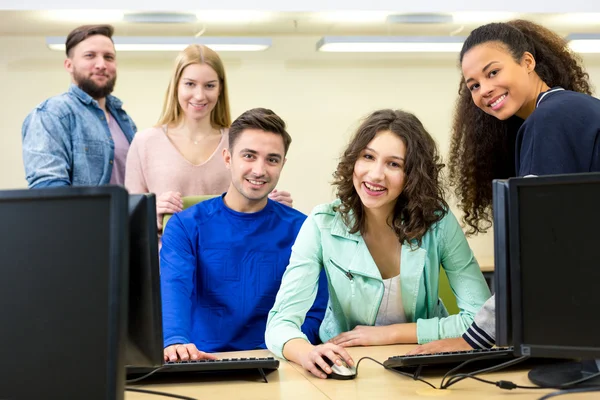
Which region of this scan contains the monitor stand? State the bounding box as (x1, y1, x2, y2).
(528, 359, 600, 388)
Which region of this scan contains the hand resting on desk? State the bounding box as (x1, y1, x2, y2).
(163, 343, 218, 362)
(405, 337, 473, 355)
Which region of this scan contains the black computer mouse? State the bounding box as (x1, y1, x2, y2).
(318, 356, 357, 380)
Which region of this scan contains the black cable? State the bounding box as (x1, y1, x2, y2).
(126, 366, 166, 384)
(442, 357, 600, 391)
(537, 386, 600, 400)
(440, 354, 528, 389)
(356, 356, 436, 389)
(442, 355, 534, 389)
(125, 387, 198, 400)
(554, 370, 600, 388)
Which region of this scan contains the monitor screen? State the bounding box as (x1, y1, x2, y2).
(509, 173, 600, 359)
(0, 186, 129, 400)
(126, 194, 163, 367)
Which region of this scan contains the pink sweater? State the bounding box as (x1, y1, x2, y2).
(125, 126, 231, 196)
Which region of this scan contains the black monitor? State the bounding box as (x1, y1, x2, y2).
(0, 186, 129, 400)
(493, 172, 600, 387)
(492, 179, 512, 347)
(126, 194, 163, 367)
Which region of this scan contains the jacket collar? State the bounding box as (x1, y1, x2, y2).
(330, 209, 362, 242)
(69, 83, 123, 109)
(328, 206, 427, 319)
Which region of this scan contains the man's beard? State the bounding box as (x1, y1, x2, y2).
(74, 69, 117, 99)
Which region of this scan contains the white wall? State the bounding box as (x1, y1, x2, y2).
(2, 35, 599, 261)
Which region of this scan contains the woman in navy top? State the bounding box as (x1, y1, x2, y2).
(408, 19, 600, 354)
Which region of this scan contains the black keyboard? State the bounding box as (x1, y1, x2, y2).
(384, 347, 515, 370)
(127, 357, 280, 382)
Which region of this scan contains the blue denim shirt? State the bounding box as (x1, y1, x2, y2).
(22, 84, 137, 188)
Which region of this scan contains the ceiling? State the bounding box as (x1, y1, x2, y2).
(1, 10, 600, 37)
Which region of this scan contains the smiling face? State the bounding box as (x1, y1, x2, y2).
(64, 34, 117, 99)
(352, 130, 407, 217)
(223, 128, 286, 211)
(461, 42, 536, 120)
(177, 63, 221, 121)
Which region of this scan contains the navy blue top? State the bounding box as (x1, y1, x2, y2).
(160, 195, 328, 352)
(516, 88, 600, 176)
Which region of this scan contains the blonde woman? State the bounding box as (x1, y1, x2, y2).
(125, 45, 292, 231)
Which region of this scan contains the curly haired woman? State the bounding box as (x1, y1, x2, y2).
(408, 20, 600, 356)
(265, 109, 490, 379)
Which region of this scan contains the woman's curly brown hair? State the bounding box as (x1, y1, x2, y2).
(449, 19, 592, 235)
(333, 109, 448, 247)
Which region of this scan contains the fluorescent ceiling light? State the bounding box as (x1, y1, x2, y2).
(317, 36, 465, 53)
(42, 10, 124, 23)
(46, 37, 272, 52)
(195, 10, 271, 23)
(451, 12, 517, 24)
(124, 12, 197, 24)
(566, 34, 600, 53)
(550, 13, 600, 25)
(315, 11, 389, 23)
(387, 13, 453, 24)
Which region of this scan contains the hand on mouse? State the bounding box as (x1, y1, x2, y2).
(300, 343, 354, 379)
(163, 343, 218, 362)
(329, 325, 397, 347)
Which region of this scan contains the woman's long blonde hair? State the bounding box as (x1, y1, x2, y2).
(156, 44, 231, 128)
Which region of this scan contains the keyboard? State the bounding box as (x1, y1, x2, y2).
(384, 347, 515, 371)
(127, 357, 280, 383)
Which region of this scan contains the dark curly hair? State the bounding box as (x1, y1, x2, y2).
(449, 19, 592, 235)
(333, 109, 448, 247)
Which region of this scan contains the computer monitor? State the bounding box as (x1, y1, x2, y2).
(493, 172, 600, 387)
(126, 194, 163, 367)
(492, 179, 512, 348)
(0, 186, 129, 400)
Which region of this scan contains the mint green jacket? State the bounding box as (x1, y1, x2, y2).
(265, 200, 491, 358)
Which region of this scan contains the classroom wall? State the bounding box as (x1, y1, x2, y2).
(2, 35, 599, 260)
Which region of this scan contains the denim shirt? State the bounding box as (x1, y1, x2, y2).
(22, 84, 137, 188)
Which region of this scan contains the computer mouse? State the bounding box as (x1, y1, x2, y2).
(318, 356, 357, 380)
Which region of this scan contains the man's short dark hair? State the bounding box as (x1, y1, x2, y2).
(229, 108, 292, 155)
(65, 24, 114, 57)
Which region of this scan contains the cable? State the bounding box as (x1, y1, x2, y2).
(125, 387, 198, 400)
(126, 366, 166, 384)
(554, 370, 600, 388)
(440, 354, 528, 389)
(356, 356, 436, 389)
(537, 386, 600, 400)
(442, 355, 535, 389)
(442, 356, 600, 391)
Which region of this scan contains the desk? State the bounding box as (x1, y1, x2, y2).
(125, 345, 598, 399)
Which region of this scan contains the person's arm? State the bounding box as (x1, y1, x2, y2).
(405, 296, 496, 355)
(416, 210, 492, 344)
(124, 136, 149, 194)
(265, 215, 325, 356)
(160, 214, 214, 361)
(299, 268, 328, 345)
(462, 295, 496, 349)
(22, 108, 72, 188)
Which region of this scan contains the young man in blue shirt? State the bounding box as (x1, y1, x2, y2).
(22, 24, 136, 188)
(161, 108, 328, 362)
